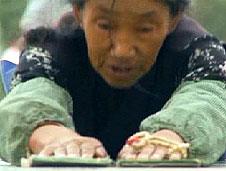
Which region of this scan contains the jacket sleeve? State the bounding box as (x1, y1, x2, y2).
(0, 77, 74, 166)
(140, 36, 226, 164)
(0, 28, 75, 166)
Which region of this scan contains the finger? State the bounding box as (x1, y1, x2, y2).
(118, 145, 132, 158)
(137, 144, 155, 160)
(54, 146, 66, 157)
(95, 146, 108, 158)
(80, 143, 95, 158)
(123, 153, 137, 160)
(169, 152, 182, 160)
(66, 142, 80, 157)
(39, 143, 59, 156)
(149, 146, 168, 160)
(118, 145, 136, 160)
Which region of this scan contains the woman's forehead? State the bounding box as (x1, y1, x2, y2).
(85, 0, 169, 15)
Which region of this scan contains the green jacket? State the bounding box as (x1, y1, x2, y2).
(0, 77, 74, 165)
(0, 77, 226, 166)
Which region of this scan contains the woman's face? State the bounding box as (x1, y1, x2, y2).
(76, 0, 179, 88)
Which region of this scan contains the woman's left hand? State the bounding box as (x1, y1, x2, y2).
(118, 129, 187, 160)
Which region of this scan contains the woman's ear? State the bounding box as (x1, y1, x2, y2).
(72, 5, 83, 28)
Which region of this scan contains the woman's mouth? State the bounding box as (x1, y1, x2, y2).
(107, 65, 133, 79)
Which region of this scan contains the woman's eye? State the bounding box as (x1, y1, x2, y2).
(138, 27, 153, 33)
(97, 21, 112, 30)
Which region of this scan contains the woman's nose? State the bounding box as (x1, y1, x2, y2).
(110, 32, 136, 59)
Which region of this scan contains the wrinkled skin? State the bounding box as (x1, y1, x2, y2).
(118, 129, 184, 160)
(80, 0, 179, 89)
(29, 0, 184, 160)
(29, 125, 107, 158)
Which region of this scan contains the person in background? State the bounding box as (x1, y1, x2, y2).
(0, 0, 78, 95)
(20, 0, 72, 32)
(0, 0, 226, 166)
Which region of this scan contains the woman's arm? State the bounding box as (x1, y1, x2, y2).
(0, 77, 74, 165)
(140, 36, 226, 164)
(0, 28, 107, 166)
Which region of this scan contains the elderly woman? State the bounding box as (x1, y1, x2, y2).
(0, 0, 226, 166)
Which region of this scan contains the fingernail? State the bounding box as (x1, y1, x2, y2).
(125, 154, 136, 160)
(38, 154, 47, 157)
(67, 154, 79, 158)
(82, 154, 92, 158)
(55, 154, 66, 157)
(137, 154, 149, 160)
(151, 154, 161, 160)
(169, 154, 181, 160)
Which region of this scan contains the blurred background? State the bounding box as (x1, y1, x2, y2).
(0, 0, 226, 54)
(0, 0, 27, 52)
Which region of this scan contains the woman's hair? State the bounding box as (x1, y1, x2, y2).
(68, 0, 190, 16)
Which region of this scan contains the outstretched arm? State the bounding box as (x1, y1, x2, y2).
(0, 28, 107, 166)
(119, 36, 226, 164)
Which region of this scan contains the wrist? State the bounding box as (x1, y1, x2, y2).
(35, 120, 64, 129)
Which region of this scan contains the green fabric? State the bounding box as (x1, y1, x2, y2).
(0, 77, 74, 166)
(140, 80, 226, 165)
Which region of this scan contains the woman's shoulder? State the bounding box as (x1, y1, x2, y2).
(185, 35, 225, 51)
(183, 35, 226, 82)
(25, 27, 87, 56)
(163, 16, 209, 52)
(25, 27, 87, 63)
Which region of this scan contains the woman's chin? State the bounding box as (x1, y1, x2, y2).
(104, 76, 138, 89)
(98, 68, 141, 89)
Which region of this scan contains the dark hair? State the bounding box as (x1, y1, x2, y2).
(69, 0, 190, 16)
(69, 0, 86, 8)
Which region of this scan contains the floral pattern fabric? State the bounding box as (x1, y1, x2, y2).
(13, 35, 226, 89)
(12, 46, 60, 88)
(184, 35, 226, 82)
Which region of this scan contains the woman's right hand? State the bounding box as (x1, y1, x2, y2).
(29, 124, 108, 158)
